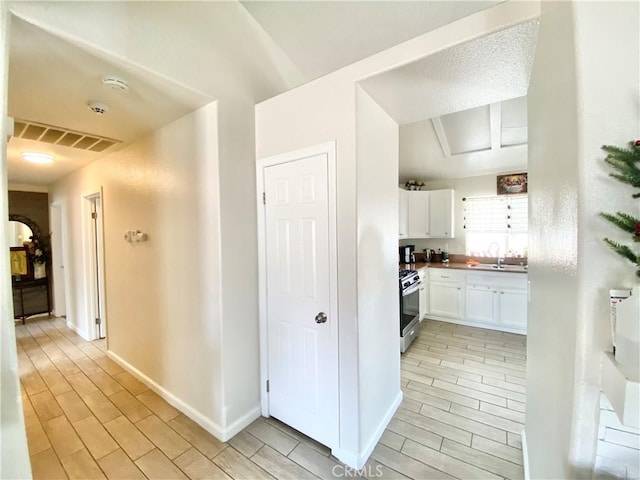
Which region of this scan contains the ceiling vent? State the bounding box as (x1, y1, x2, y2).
(88, 101, 109, 115)
(12, 119, 121, 152)
(102, 75, 129, 93)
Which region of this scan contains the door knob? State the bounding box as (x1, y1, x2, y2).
(315, 312, 327, 324)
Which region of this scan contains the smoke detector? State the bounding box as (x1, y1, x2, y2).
(102, 75, 129, 93)
(88, 101, 109, 115)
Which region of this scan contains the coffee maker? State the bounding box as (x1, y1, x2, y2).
(399, 245, 415, 264)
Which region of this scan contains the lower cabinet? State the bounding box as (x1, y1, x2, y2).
(498, 287, 528, 330)
(428, 269, 465, 320)
(426, 268, 527, 334)
(465, 272, 527, 333)
(418, 268, 427, 321)
(465, 284, 497, 324)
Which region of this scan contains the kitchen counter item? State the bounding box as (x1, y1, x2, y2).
(400, 261, 527, 274)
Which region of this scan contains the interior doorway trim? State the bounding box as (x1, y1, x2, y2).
(81, 189, 107, 341)
(256, 141, 339, 418)
(49, 201, 68, 319)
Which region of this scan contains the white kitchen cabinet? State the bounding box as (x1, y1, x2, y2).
(428, 269, 464, 319)
(400, 189, 455, 239)
(407, 191, 430, 238)
(465, 284, 497, 324)
(398, 189, 408, 238)
(428, 189, 454, 238)
(418, 268, 427, 321)
(498, 287, 528, 330)
(466, 271, 527, 333)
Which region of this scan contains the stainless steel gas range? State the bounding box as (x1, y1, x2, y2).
(399, 269, 421, 353)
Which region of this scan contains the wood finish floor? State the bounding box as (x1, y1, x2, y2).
(17, 316, 526, 479)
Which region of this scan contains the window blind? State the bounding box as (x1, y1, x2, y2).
(464, 195, 528, 233)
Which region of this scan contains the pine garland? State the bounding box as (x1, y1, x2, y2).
(600, 140, 640, 277)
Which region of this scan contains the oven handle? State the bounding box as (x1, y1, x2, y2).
(402, 282, 421, 297)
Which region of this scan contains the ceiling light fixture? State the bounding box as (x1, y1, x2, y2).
(88, 101, 109, 115)
(102, 75, 129, 93)
(22, 152, 54, 164)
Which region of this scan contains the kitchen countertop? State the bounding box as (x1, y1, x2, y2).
(400, 262, 528, 274)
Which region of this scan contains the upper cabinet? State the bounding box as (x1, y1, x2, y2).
(398, 188, 454, 239)
(398, 189, 409, 238)
(428, 189, 454, 238)
(407, 191, 430, 238)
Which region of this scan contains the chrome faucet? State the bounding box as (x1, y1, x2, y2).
(498, 257, 505, 268)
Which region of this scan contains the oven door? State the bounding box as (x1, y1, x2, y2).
(400, 282, 420, 335)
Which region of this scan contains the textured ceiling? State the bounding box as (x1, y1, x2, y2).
(359, 19, 539, 125)
(241, 0, 500, 81)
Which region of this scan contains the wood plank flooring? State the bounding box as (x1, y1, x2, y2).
(17, 316, 526, 479)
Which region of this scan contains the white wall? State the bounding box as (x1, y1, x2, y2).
(256, 1, 540, 466)
(50, 104, 232, 433)
(0, 5, 31, 478)
(5, 1, 302, 439)
(355, 87, 402, 458)
(527, 1, 639, 478)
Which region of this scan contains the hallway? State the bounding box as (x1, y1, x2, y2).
(17, 316, 526, 479)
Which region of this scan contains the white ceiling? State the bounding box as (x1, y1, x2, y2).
(357, 19, 538, 181)
(7, 16, 212, 186)
(240, 1, 500, 81)
(6, 2, 537, 187)
(359, 19, 539, 125)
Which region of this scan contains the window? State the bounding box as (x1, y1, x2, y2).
(463, 195, 528, 257)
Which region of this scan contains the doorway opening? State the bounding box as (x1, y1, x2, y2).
(50, 201, 68, 319)
(82, 191, 107, 340)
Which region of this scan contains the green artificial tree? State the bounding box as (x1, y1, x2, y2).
(600, 140, 640, 277)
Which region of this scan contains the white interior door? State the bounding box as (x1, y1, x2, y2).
(263, 151, 338, 448)
(50, 202, 67, 318)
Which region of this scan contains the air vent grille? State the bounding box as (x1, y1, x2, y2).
(12, 119, 120, 152)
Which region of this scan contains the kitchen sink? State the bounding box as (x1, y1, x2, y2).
(468, 264, 528, 272)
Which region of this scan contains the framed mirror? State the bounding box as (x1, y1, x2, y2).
(8, 220, 34, 247)
(8, 214, 44, 281)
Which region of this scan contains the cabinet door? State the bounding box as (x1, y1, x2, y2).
(407, 191, 429, 238)
(398, 189, 408, 238)
(465, 284, 496, 324)
(418, 269, 427, 320)
(499, 287, 527, 330)
(419, 284, 427, 320)
(429, 282, 463, 319)
(429, 189, 454, 238)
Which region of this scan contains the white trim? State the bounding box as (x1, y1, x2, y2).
(107, 350, 260, 442)
(431, 117, 451, 158)
(256, 141, 339, 445)
(8, 183, 49, 193)
(80, 190, 107, 341)
(66, 318, 90, 341)
(333, 390, 403, 469)
(489, 102, 502, 151)
(423, 314, 526, 335)
(49, 201, 68, 318)
(522, 428, 530, 480)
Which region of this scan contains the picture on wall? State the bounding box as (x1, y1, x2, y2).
(10, 247, 28, 276)
(497, 172, 528, 195)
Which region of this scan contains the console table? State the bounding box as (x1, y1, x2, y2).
(12, 278, 51, 323)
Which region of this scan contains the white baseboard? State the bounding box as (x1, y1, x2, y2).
(66, 319, 90, 341)
(333, 390, 403, 469)
(522, 428, 530, 480)
(107, 350, 260, 442)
